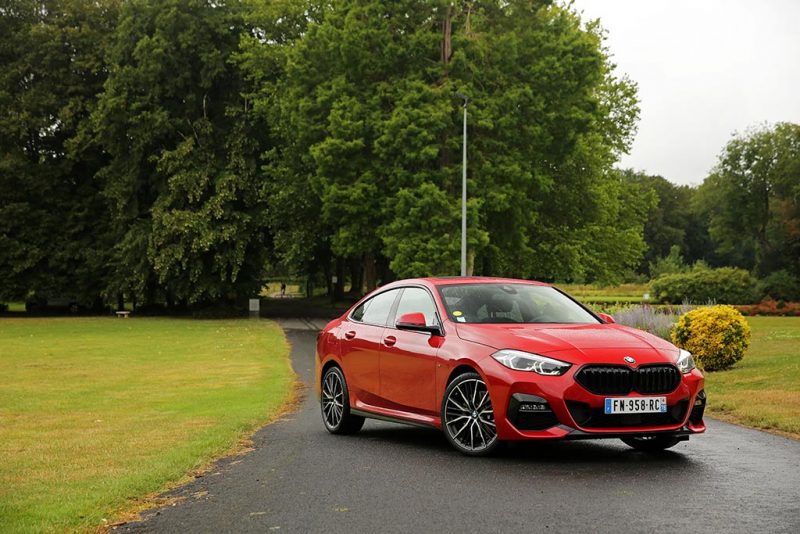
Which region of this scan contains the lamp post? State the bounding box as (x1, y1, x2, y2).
(456, 92, 469, 277)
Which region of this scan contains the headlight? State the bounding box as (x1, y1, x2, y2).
(676, 349, 696, 373)
(492, 349, 571, 376)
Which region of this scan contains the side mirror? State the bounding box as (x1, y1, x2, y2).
(597, 312, 615, 324)
(396, 312, 442, 336)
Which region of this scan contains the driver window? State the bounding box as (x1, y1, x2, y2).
(394, 287, 438, 327)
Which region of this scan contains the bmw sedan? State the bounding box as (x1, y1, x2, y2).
(315, 277, 706, 456)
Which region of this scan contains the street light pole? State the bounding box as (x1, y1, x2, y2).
(456, 92, 469, 277)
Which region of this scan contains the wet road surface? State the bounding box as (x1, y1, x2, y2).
(118, 324, 800, 533)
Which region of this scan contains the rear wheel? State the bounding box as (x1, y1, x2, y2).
(442, 372, 499, 456)
(321, 366, 364, 435)
(621, 435, 681, 452)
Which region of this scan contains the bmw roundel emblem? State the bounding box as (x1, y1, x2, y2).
(623, 356, 636, 364)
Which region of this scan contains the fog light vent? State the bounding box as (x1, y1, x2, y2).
(508, 393, 558, 431)
(690, 390, 706, 424)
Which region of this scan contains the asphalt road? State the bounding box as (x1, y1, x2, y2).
(119, 323, 800, 534)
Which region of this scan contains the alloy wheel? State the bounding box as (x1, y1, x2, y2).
(444, 376, 497, 453)
(322, 370, 344, 430)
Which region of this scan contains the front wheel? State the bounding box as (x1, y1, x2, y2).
(321, 366, 364, 435)
(442, 372, 499, 456)
(621, 435, 681, 452)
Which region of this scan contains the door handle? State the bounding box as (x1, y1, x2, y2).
(344, 330, 356, 340)
(383, 335, 397, 347)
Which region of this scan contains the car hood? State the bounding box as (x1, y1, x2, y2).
(455, 322, 679, 365)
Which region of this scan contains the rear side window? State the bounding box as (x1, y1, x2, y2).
(357, 289, 400, 326)
(351, 301, 368, 322)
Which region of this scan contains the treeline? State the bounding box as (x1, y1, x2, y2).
(1, 0, 798, 309)
(625, 121, 800, 289)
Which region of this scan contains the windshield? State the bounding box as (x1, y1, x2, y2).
(437, 283, 600, 324)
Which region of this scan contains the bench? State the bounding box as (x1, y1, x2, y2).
(115, 311, 131, 318)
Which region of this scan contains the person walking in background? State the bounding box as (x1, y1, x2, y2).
(280, 282, 286, 298)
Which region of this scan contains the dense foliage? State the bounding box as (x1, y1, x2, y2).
(0, 0, 119, 305)
(672, 305, 751, 371)
(619, 171, 713, 275)
(1, 1, 798, 309)
(696, 123, 800, 278)
(241, 0, 644, 290)
(650, 267, 759, 304)
(89, 0, 271, 306)
(756, 270, 800, 302)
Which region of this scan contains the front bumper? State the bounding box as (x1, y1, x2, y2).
(485, 362, 706, 441)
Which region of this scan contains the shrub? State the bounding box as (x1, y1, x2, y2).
(650, 267, 759, 304)
(736, 299, 800, 317)
(671, 305, 751, 371)
(612, 304, 692, 341)
(756, 270, 800, 301)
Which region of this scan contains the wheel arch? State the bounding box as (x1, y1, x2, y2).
(446, 363, 482, 385)
(320, 358, 341, 384)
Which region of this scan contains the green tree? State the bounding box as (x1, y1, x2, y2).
(620, 169, 714, 274)
(91, 0, 270, 306)
(697, 122, 800, 277)
(236, 0, 333, 289)
(244, 0, 642, 289)
(0, 0, 119, 305)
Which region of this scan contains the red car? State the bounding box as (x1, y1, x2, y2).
(315, 277, 706, 456)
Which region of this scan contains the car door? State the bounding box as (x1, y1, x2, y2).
(379, 287, 442, 415)
(339, 288, 401, 408)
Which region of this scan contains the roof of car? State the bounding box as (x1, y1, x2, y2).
(417, 277, 551, 287)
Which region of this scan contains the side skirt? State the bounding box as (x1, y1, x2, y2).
(350, 408, 438, 430)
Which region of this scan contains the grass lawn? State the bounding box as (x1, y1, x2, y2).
(555, 283, 651, 305)
(704, 316, 800, 438)
(0, 317, 294, 533)
(556, 283, 650, 298)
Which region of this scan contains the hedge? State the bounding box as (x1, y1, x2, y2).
(650, 268, 759, 304)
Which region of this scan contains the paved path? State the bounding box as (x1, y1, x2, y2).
(118, 321, 800, 534)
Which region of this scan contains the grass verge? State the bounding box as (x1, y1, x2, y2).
(704, 316, 800, 439)
(0, 317, 294, 533)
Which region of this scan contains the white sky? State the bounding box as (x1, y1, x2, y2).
(569, 0, 800, 185)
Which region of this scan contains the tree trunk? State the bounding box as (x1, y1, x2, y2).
(349, 259, 364, 295)
(755, 180, 772, 276)
(323, 260, 332, 296)
(364, 252, 377, 292)
(441, 4, 453, 65)
(334, 257, 345, 301)
(377, 255, 393, 286)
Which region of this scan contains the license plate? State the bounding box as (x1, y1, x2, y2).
(604, 396, 667, 414)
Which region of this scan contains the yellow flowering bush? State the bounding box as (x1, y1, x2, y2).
(671, 305, 751, 371)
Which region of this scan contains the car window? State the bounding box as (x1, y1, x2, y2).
(438, 283, 599, 324)
(351, 300, 368, 322)
(394, 287, 439, 327)
(359, 289, 400, 326)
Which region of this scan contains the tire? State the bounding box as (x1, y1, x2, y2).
(621, 435, 681, 452)
(441, 371, 500, 456)
(320, 366, 364, 435)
